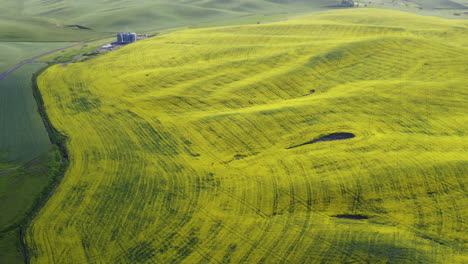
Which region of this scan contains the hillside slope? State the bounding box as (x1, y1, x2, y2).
(29, 8, 467, 263)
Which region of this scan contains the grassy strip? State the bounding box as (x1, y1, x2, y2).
(37, 38, 114, 63)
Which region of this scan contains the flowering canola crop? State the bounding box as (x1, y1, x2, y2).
(28, 9, 467, 263)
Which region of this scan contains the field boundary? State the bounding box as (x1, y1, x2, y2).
(19, 65, 70, 264)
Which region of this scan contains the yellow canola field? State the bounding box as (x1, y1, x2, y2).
(29, 8, 467, 264)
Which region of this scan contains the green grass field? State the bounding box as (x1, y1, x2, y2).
(0, 63, 51, 164)
(0, 147, 62, 264)
(0, 63, 61, 263)
(0, 16, 105, 42)
(28, 8, 467, 263)
(0, 42, 72, 74)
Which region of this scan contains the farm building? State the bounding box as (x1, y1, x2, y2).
(99, 33, 154, 51)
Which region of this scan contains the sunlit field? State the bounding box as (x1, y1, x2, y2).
(29, 8, 467, 263)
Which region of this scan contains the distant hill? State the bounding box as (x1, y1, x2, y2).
(0, 0, 332, 41)
(408, 0, 467, 9)
(1, 0, 466, 42)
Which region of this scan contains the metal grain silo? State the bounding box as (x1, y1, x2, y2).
(129, 33, 136, 43)
(117, 33, 124, 43)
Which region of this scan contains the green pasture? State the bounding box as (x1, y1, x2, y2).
(0, 42, 71, 74)
(0, 63, 50, 164)
(0, 147, 62, 264)
(0, 61, 65, 264)
(0, 16, 106, 42)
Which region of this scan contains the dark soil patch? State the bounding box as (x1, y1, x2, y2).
(287, 132, 355, 149)
(65, 25, 93, 30)
(234, 154, 248, 160)
(334, 214, 369, 220)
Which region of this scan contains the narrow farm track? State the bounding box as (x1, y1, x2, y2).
(28, 9, 467, 264)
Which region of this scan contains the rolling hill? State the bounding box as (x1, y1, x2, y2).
(28, 8, 468, 264)
(0, 0, 333, 41)
(0, 2, 340, 263)
(2, 0, 467, 42)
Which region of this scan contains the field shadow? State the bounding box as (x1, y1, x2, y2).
(287, 132, 355, 149)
